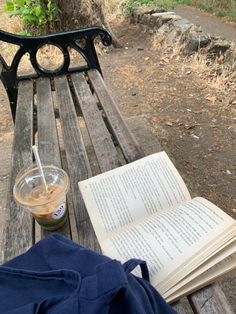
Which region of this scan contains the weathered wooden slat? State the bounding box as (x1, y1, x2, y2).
(54, 76, 100, 251)
(60, 148, 79, 244)
(36, 78, 71, 239)
(171, 301, 193, 314)
(37, 78, 61, 167)
(71, 72, 121, 172)
(87, 69, 144, 163)
(188, 283, 234, 314)
(2, 80, 33, 263)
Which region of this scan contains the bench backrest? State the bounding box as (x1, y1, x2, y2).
(0, 27, 112, 120)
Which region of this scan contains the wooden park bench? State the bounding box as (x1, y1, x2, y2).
(0, 27, 234, 313)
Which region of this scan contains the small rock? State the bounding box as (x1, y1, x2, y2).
(145, 57, 150, 61)
(224, 50, 236, 69)
(191, 134, 199, 139)
(228, 124, 236, 132)
(137, 47, 144, 51)
(184, 124, 196, 130)
(165, 121, 173, 127)
(226, 170, 232, 175)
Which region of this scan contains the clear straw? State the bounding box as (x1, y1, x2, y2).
(32, 145, 48, 193)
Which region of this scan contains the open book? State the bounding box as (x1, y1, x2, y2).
(78, 152, 236, 302)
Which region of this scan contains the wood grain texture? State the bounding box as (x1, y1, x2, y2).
(71, 72, 121, 172)
(2, 81, 33, 263)
(54, 76, 100, 251)
(37, 78, 61, 167)
(171, 301, 193, 314)
(88, 69, 144, 163)
(188, 283, 234, 314)
(36, 78, 71, 239)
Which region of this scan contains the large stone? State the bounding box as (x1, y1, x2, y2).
(153, 14, 181, 29)
(155, 23, 172, 41)
(207, 39, 231, 57)
(152, 12, 175, 17)
(224, 49, 236, 70)
(132, 7, 180, 30)
(131, 6, 163, 23)
(181, 26, 211, 55)
(173, 18, 193, 32)
(156, 18, 193, 43)
(167, 19, 193, 42)
(159, 14, 181, 25)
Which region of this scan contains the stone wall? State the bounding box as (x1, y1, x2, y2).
(131, 6, 236, 70)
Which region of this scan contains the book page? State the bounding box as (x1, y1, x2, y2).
(101, 197, 236, 290)
(79, 152, 191, 241)
(165, 253, 236, 303)
(163, 240, 236, 299)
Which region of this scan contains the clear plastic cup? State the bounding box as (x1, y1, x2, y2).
(13, 164, 70, 230)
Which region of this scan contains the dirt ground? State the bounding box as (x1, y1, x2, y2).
(0, 5, 235, 309)
(101, 19, 236, 219)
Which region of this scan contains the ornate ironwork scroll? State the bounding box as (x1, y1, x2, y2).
(0, 27, 112, 119)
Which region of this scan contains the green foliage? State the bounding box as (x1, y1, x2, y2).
(155, 0, 191, 10)
(122, 0, 156, 15)
(4, 0, 58, 34)
(194, 0, 236, 22)
(122, 0, 191, 15)
(216, 11, 225, 18)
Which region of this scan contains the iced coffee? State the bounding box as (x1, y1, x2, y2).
(13, 165, 70, 230)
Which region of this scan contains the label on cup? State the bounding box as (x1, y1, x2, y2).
(52, 203, 66, 220)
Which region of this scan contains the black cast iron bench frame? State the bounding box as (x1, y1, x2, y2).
(0, 27, 233, 314)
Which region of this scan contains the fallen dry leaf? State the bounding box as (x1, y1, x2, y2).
(205, 94, 217, 105)
(161, 58, 169, 63)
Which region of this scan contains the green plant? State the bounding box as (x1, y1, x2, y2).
(4, 0, 58, 35)
(216, 11, 226, 17)
(155, 0, 192, 10)
(197, 2, 214, 12)
(122, 0, 156, 15)
(122, 0, 192, 15)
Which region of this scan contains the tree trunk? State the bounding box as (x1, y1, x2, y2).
(47, 0, 121, 48)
